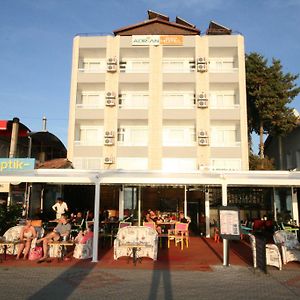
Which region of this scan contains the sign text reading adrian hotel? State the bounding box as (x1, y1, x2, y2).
(132, 35, 183, 46)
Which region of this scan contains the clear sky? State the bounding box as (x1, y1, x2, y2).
(0, 0, 299, 152)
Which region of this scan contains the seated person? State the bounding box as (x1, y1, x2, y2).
(178, 211, 191, 224)
(72, 212, 84, 226)
(16, 219, 37, 260)
(75, 225, 94, 244)
(37, 214, 71, 262)
(144, 212, 161, 234)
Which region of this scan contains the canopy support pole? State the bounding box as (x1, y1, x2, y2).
(184, 185, 187, 218)
(222, 182, 229, 266)
(138, 186, 141, 226)
(92, 179, 101, 263)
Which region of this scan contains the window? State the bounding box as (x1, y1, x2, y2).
(117, 126, 148, 146)
(163, 58, 193, 73)
(78, 59, 106, 73)
(286, 153, 293, 170)
(210, 91, 237, 108)
(73, 158, 102, 170)
(77, 91, 105, 108)
(163, 92, 194, 109)
(117, 158, 148, 170)
(162, 158, 197, 171)
(75, 126, 103, 145)
(119, 92, 149, 109)
(163, 127, 195, 146)
(209, 58, 237, 72)
(211, 159, 241, 171)
(121, 59, 149, 73)
(211, 126, 240, 147)
(296, 150, 300, 168)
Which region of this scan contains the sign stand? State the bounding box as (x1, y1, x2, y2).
(219, 206, 241, 267)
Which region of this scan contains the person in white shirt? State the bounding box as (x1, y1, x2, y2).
(52, 197, 68, 219)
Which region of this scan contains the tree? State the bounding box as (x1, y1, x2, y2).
(245, 53, 300, 163)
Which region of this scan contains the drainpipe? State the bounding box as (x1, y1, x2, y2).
(9, 117, 20, 158)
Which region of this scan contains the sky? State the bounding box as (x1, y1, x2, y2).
(0, 0, 300, 152)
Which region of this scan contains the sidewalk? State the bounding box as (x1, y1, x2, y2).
(0, 264, 299, 299)
(0, 236, 299, 299)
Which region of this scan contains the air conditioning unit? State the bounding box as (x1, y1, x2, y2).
(197, 99, 208, 108)
(198, 130, 208, 138)
(197, 63, 207, 72)
(105, 99, 115, 106)
(197, 57, 207, 64)
(104, 137, 114, 146)
(107, 57, 118, 65)
(105, 92, 116, 99)
(198, 93, 207, 100)
(104, 157, 114, 164)
(107, 64, 117, 72)
(198, 137, 209, 146)
(104, 131, 114, 138)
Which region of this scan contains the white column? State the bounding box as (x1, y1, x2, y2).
(92, 180, 101, 263)
(222, 182, 229, 266)
(184, 185, 187, 218)
(273, 187, 277, 222)
(205, 188, 210, 238)
(292, 187, 299, 226)
(118, 185, 124, 220)
(138, 187, 141, 226)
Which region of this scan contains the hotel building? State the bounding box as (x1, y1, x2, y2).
(67, 11, 248, 173)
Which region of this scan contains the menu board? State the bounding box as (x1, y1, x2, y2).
(219, 206, 241, 240)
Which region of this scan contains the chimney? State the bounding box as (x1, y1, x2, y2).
(42, 116, 47, 131)
(9, 117, 20, 158)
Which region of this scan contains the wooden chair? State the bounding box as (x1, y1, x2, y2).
(168, 222, 189, 250)
(143, 222, 156, 230)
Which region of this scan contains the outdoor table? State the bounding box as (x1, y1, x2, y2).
(0, 240, 20, 262)
(124, 244, 146, 265)
(48, 240, 75, 261)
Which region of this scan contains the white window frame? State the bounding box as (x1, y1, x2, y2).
(163, 126, 196, 146)
(117, 126, 148, 146)
(73, 157, 102, 170)
(121, 58, 149, 73)
(76, 91, 105, 108)
(75, 125, 103, 146)
(162, 158, 197, 171)
(162, 58, 193, 73)
(119, 91, 149, 109)
(163, 91, 195, 109)
(210, 91, 239, 108)
(209, 58, 237, 72)
(210, 125, 240, 147)
(78, 59, 106, 73)
(211, 159, 241, 171)
(117, 157, 148, 170)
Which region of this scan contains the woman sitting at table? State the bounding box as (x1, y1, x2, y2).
(16, 219, 37, 260)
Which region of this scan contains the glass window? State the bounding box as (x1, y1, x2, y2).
(162, 158, 197, 171)
(163, 127, 195, 146)
(78, 92, 105, 108)
(211, 159, 241, 171)
(119, 92, 149, 109)
(163, 92, 194, 109)
(76, 126, 103, 145)
(118, 127, 148, 146)
(211, 126, 239, 147)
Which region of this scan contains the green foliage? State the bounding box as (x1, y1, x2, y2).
(0, 204, 22, 235)
(249, 152, 275, 170)
(246, 53, 300, 156)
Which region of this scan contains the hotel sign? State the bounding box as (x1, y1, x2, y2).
(0, 158, 35, 172)
(132, 35, 183, 46)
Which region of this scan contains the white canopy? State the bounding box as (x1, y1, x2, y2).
(1, 169, 300, 263)
(1, 169, 300, 186)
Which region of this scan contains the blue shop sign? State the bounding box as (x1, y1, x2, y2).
(0, 158, 35, 172)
